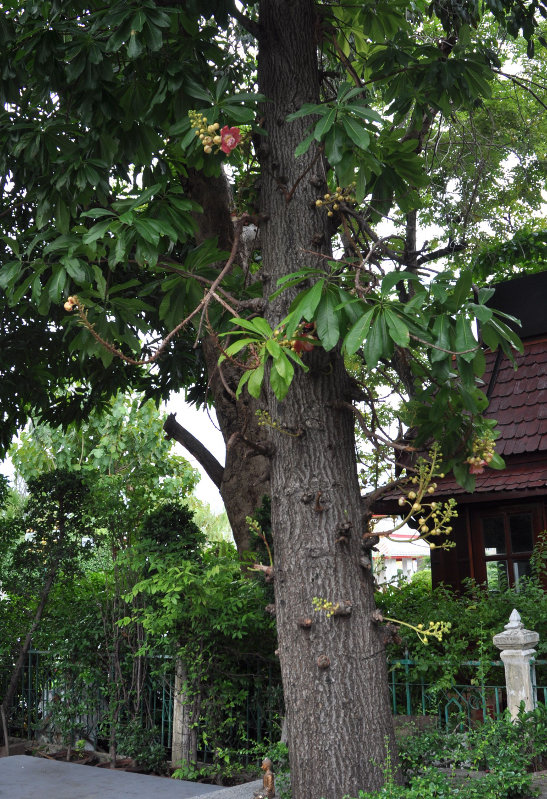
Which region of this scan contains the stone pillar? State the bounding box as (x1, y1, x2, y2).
(493, 609, 539, 720)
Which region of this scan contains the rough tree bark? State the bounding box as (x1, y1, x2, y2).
(257, 1, 399, 797)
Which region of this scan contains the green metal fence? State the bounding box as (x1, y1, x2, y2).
(389, 656, 547, 727)
(6, 651, 547, 751)
(4, 650, 282, 760)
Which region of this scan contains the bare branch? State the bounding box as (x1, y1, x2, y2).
(163, 413, 224, 489)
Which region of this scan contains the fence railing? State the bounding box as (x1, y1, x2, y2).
(6, 649, 547, 752)
(3, 649, 281, 760)
(389, 656, 547, 727)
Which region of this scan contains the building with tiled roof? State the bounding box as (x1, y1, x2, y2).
(430, 271, 547, 590)
(377, 271, 547, 591)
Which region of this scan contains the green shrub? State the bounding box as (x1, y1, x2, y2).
(116, 720, 168, 774)
(375, 546, 547, 692)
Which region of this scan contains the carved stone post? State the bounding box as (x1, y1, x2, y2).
(493, 609, 539, 720)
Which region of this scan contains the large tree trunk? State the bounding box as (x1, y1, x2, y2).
(257, 2, 399, 797)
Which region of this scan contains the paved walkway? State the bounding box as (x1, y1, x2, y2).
(2, 754, 547, 799)
(0, 755, 262, 799)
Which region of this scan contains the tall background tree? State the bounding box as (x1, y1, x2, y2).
(1, 0, 547, 795)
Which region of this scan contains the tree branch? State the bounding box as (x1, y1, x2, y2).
(230, 1, 261, 39)
(416, 241, 467, 265)
(163, 413, 224, 489)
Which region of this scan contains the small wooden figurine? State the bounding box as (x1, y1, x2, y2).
(254, 757, 275, 799)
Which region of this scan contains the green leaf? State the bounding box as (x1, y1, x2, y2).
(224, 338, 257, 356)
(431, 315, 452, 363)
(294, 131, 315, 158)
(343, 306, 376, 355)
(490, 318, 524, 353)
(468, 303, 493, 323)
(286, 103, 326, 121)
(315, 292, 340, 351)
(226, 317, 267, 336)
(472, 348, 486, 378)
(364, 312, 391, 367)
(453, 463, 476, 492)
(347, 104, 382, 123)
(481, 321, 501, 351)
(341, 116, 370, 150)
(93, 265, 107, 299)
(247, 362, 265, 398)
(80, 208, 117, 219)
(134, 217, 160, 246)
(337, 287, 362, 326)
(324, 126, 345, 165)
(235, 370, 253, 399)
(451, 270, 473, 309)
(266, 339, 283, 359)
(221, 105, 255, 124)
(285, 280, 325, 337)
(0, 261, 22, 290)
(127, 31, 143, 59)
(488, 452, 505, 470)
(61, 256, 86, 283)
(82, 219, 111, 244)
(313, 108, 337, 141)
(248, 317, 274, 338)
(273, 351, 294, 383)
(384, 308, 409, 347)
(455, 317, 478, 362)
(269, 364, 292, 400)
(48, 267, 67, 302)
(185, 78, 212, 103)
(55, 197, 70, 234)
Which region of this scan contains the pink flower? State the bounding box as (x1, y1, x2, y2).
(469, 460, 486, 475)
(220, 125, 241, 154)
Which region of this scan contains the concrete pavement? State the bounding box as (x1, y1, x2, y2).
(0, 755, 263, 799)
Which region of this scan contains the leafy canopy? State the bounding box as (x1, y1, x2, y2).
(0, 0, 546, 486)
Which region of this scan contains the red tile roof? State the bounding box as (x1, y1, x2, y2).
(375, 336, 547, 508)
(432, 336, 547, 497)
(426, 458, 547, 498)
(484, 337, 547, 459)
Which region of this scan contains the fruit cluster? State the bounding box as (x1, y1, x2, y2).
(188, 111, 221, 154)
(315, 183, 356, 216)
(466, 433, 496, 474)
(272, 321, 316, 353)
(394, 451, 457, 550)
